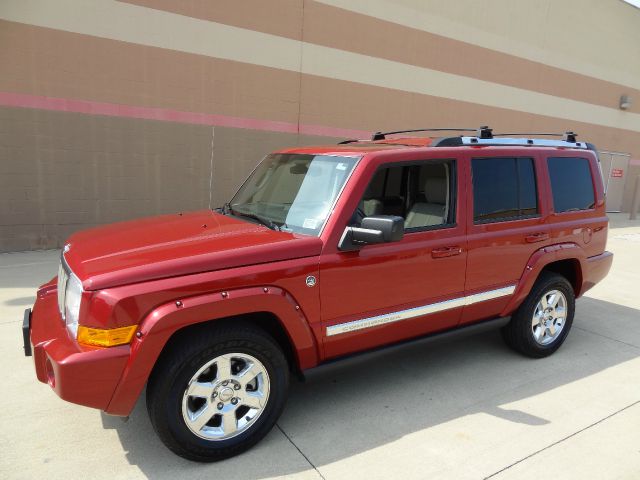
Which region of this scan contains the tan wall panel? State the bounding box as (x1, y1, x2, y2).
(119, 0, 640, 112)
(0, 20, 301, 124)
(0, 107, 335, 252)
(298, 74, 640, 158)
(119, 0, 304, 40)
(3, 2, 639, 133)
(302, 1, 639, 112)
(319, 0, 640, 90)
(0, 106, 212, 251)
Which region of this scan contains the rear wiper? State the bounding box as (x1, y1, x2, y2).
(229, 208, 280, 231)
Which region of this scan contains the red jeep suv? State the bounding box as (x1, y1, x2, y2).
(23, 127, 613, 461)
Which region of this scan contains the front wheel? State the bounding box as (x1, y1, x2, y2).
(146, 324, 289, 462)
(502, 272, 575, 358)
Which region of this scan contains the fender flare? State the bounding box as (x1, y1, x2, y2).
(500, 243, 586, 317)
(105, 285, 318, 416)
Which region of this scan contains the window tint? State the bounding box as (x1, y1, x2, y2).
(472, 157, 538, 223)
(354, 160, 455, 230)
(518, 158, 538, 216)
(547, 157, 595, 212)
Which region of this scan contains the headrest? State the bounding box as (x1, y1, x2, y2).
(424, 177, 447, 205)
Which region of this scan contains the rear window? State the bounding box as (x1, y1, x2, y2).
(547, 157, 595, 212)
(472, 157, 538, 223)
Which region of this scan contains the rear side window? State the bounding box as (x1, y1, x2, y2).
(472, 157, 538, 223)
(547, 157, 595, 212)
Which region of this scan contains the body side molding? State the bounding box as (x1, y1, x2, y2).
(326, 285, 516, 336)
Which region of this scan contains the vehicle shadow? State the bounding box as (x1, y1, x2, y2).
(102, 296, 640, 479)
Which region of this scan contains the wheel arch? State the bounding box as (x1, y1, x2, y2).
(540, 258, 582, 295)
(105, 286, 319, 416)
(157, 312, 300, 378)
(501, 243, 586, 317)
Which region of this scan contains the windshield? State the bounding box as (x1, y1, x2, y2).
(229, 153, 359, 236)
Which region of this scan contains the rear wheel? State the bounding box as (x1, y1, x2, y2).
(146, 324, 289, 462)
(502, 272, 575, 358)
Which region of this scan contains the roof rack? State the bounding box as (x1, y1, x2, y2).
(434, 137, 588, 149)
(370, 127, 479, 141)
(432, 129, 585, 148)
(493, 131, 578, 142)
(338, 126, 586, 149)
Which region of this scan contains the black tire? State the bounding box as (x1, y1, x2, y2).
(502, 272, 575, 358)
(146, 323, 289, 462)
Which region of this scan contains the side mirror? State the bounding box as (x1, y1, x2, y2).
(338, 215, 404, 251)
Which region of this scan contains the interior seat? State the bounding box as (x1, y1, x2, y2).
(361, 198, 384, 216)
(405, 176, 448, 228)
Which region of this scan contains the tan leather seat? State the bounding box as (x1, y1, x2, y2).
(360, 199, 384, 217)
(405, 177, 448, 228)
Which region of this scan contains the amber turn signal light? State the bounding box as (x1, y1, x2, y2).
(77, 325, 137, 347)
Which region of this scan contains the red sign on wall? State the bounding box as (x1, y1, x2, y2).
(611, 169, 624, 178)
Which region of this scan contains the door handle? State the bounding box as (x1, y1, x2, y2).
(525, 232, 549, 243)
(431, 246, 463, 258)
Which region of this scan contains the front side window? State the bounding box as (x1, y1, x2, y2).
(353, 160, 455, 231)
(547, 157, 595, 212)
(472, 157, 538, 223)
(230, 153, 358, 236)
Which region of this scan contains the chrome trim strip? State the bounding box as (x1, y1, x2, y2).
(326, 285, 516, 337)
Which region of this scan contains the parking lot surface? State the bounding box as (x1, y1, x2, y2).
(1, 214, 639, 480)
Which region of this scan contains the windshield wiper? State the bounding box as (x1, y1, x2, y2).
(229, 207, 280, 231)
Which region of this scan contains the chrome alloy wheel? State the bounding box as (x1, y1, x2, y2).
(531, 289, 567, 345)
(181, 353, 270, 440)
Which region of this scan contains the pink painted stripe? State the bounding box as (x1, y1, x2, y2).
(0, 91, 371, 139)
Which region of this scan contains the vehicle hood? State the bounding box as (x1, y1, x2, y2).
(63, 210, 323, 290)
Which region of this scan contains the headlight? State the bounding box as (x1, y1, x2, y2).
(64, 273, 83, 337)
(57, 266, 83, 339)
(57, 257, 84, 338)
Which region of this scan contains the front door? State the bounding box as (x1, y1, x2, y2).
(319, 157, 468, 359)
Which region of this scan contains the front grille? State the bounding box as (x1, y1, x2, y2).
(57, 259, 69, 320)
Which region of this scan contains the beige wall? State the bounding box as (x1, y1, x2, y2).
(0, 0, 638, 251)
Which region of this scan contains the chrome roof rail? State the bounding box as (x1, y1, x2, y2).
(457, 137, 588, 148)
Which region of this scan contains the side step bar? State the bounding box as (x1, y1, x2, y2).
(300, 316, 510, 381)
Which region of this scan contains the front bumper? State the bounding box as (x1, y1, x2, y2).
(26, 290, 130, 411)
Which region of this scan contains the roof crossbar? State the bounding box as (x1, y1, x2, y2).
(370, 128, 477, 141)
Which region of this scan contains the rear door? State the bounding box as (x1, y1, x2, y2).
(319, 154, 468, 359)
(462, 151, 550, 324)
(544, 153, 607, 259)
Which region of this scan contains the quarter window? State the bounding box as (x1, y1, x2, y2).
(472, 157, 538, 223)
(547, 157, 595, 212)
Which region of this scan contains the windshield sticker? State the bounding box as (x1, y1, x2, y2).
(302, 218, 319, 229)
(336, 163, 347, 171)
